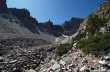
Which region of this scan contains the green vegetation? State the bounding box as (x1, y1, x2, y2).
(74, 31, 86, 41)
(76, 11, 110, 56)
(77, 32, 110, 56)
(86, 14, 108, 35)
(56, 43, 73, 56)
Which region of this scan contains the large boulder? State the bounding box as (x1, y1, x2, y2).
(25, 69, 36, 72)
(80, 66, 90, 72)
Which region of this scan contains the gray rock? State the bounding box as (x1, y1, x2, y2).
(25, 69, 36, 72)
(0, 56, 4, 62)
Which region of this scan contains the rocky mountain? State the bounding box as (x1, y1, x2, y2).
(37, 1, 110, 72)
(38, 20, 64, 37)
(38, 18, 83, 36)
(63, 17, 83, 36)
(0, 0, 38, 35)
(1, 0, 107, 72)
(9, 8, 39, 33)
(0, 0, 83, 37)
(0, 0, 7, 13)
(77, 0, 110, 56)
(0, 1, 56, 72)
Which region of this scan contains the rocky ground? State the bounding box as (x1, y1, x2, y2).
(0, 38, 56, 72)
(0, 37, 110, 72)
(37, 47, 110, 72)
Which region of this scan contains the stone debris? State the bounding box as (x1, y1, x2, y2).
(38, 47, 110, 72)
(80, 66, 88, 72)
(99, 60, 108, 65)
(59, 60, 66, 65)
(25, 69, 36, 72)
(104, 56, 110, 60)
(0, 38, 110, 72)
(0, 38, 55, 72)
(50, 62, 60, 71)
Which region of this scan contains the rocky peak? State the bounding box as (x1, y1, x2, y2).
(0, 0, 39, 34)
(8, 8, 39, 33)
(45, 19, 53, 25)
(0, 0, 7, 12)
(9, 8, 30, 17)
(44, 20, 53, 30)
(63, 17, 83, 35)
(38, 22, 53, 35)
(38, 17, 83, 36)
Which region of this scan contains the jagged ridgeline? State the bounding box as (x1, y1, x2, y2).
(0, 0, 39, 34)
(0, 0, 83, 37)
(0, 0, 83, 72)
(77, 0, 110, 56)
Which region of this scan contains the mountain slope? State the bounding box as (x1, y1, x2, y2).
(63, 17, 83, 35)
(9, 8, 39, 33)
(77, 0, 110, 56)
(0, 14, 33, 35)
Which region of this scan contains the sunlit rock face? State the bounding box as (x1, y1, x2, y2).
(0, 0, 7, 12)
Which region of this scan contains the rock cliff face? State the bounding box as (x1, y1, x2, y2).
(38, 20, 53, 35)
(63, 17, 83, 35)
(0, 1, 39, 34)
(38, 20, 64, 37)
(0, 0, 7, 13)
(9, 8, 39, 33)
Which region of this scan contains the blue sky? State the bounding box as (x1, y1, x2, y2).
(7, 0, 103, 24)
